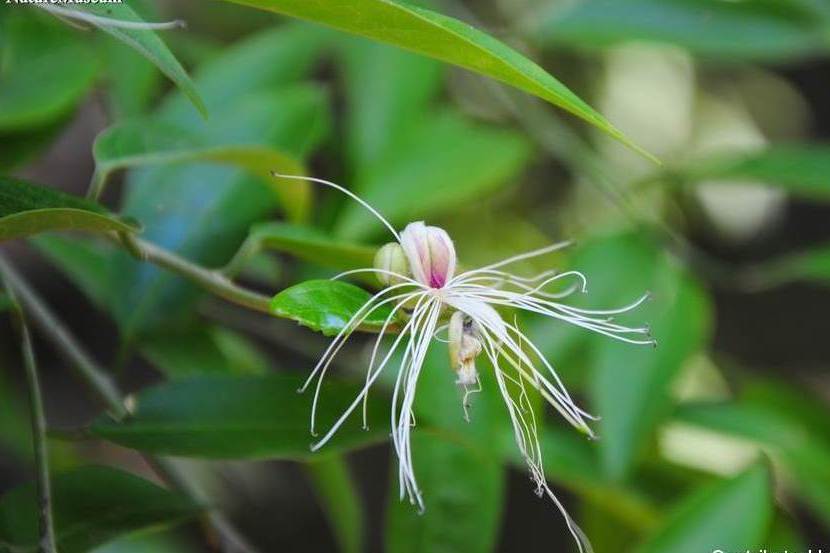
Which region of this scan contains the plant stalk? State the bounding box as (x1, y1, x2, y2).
(4, 285, 58, 553)
(115, 232, 273, 315)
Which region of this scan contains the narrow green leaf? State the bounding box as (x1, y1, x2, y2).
(0, 465, 201, 553)
(748, 244, 830, 288)
(306, 456, 364, 553)
(221, 0, 654, 160)
(385, 431, 504, 553)
(271, 280, 394, 336)
(340, 37, 443, 171)
(139, 325, 268, 378)
(336, 111, 532, 239)
(91, 374, 390, 459)
(676, 384, 830, 526)
(637, 462, 772, 553)
(101, 16, 161, 120)
(669, 145, 830, 200)
(242, 222, 376, 272)
(536, 0, 824, 62)
(158, 23, 330, 129)
(0, 177, 139, 242)
(101, 25, 330, 337)
(75, 3, 207, 117)
(92, 119, 307, 221)
(109, 85, 330, 336)
(593, 268, 711, 480)
(0, 14, 98, 131)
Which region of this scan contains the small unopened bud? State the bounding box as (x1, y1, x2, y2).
(374, 242, 410, 286)
(400, 221, 456, 288)
(448, 311, 482, 386)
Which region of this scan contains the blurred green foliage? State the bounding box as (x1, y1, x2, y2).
(1, 0, 830, 552)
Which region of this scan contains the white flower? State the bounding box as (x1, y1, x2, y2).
(272, 173, 654, 553)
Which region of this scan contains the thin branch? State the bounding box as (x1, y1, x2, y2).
(3, 283, 57, 553)
(115, 233, 273, 315)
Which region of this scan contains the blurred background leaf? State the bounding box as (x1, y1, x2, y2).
(91, 374, 391, 459)
(0, 465, 201, 553)
(637, 461, 772, 553)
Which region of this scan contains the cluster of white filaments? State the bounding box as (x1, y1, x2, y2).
(273, 173, 654, 553)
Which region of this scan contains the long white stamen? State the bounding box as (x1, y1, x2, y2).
(308, 287, 421, 434)
(271, 173, 401, 242)
(301, 282, 415, 392)
(390, 298, 441, 509)
(331, 267, 424, 288)
(310, 297, 430, 452)
(362, 291, 429, 428)
(479, 335, 592, 553)
(452, 270, 587, 299)
(37, 4, 185, 30)
(452, 288, 654, 345)
(447, 241, 572, 285)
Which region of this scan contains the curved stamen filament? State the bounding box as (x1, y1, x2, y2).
(447, 241, 573, 286)
(271, 173, 401, 242)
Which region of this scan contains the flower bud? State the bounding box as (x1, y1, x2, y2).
(374, 242, 410, 286)
(400, 221, 456, 288)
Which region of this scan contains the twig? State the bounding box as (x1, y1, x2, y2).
(3, 283, 58, 553)
(115, 233, 273, 315)
(0, 255, 263, 553)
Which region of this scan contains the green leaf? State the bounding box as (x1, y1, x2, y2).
(271, 280, 394, 337)
(0, 177, 139, 242)
(101, 29, 161, 120)
(109, 87, 329, 336)
(592, 267, 711, 480)
(336, 111, 532, 239)
(637, 462, 772, 553)
(92, 119, 307, 221)
(748, 243, 830, 288)
(306, 456, 364, 553)
(676, 384, 830, 526)
(220, 0, 654, 160)
(668, 145, 830, 200)
(101, 24, 330, 337)
(0, 14, 98, 131)
(340, 37, 443, 171)
(75, 3, 206, 117)
(0, 465, 201, 553)
(385, 431, 504, 553)
(536, 0, 825, 62)
(91, 374, 390, 459)
(236, 222, 376, 273)
(765, 514, 807, 553)
(158, 23, 330, 129)
(139, 325, 268, 378)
